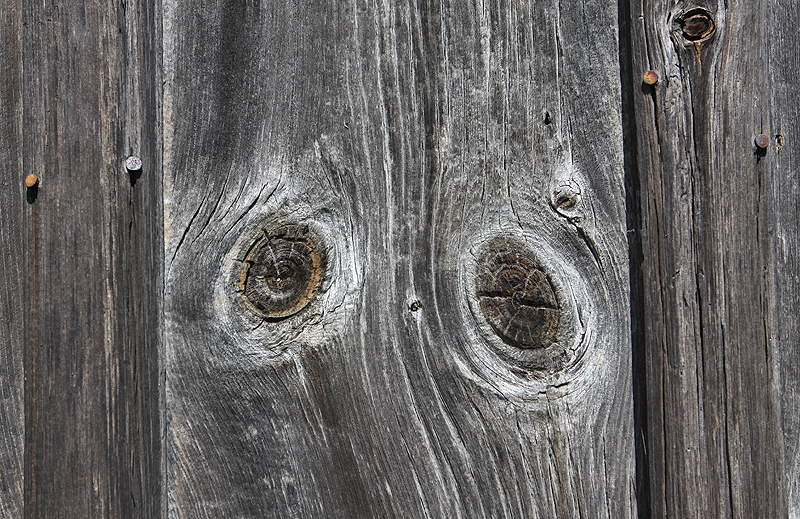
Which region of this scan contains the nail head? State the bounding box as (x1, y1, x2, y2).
(642, 71, 659, 85)
(25, 174, 38, 188)
(755, 134, 769, 149)
(125, 156, 143, 171)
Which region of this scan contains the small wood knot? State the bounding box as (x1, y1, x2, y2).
(476, 242, 560, 349)
(239, 223, 327, 320)
(552, 182, 582, 214)
(679, 9, 715, 41)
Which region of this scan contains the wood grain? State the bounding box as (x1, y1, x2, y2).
(765, 1, 800, 516)
(625, 0, 796, 516)
(164, 0, 634, 516)
(0, 1, 25, 516)
(19, 0, 163, 516)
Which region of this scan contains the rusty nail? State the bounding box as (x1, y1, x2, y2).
(642, 71, 659, 86)
(25, 174, 38, 188)
(755, 134, 769, 149)
(125, 156, 142, 171)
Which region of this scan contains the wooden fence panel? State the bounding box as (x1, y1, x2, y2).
(626, 0, 798, 516)
(766, 1, 800, 515)
(11, 0, 164, 517)
(0, 1, 25, 516)
(164, 0, 634, 517)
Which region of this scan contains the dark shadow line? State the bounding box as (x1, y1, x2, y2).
(617, 0, 651, 516)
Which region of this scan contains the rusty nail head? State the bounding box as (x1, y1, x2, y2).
(755, 134, 769, 149)
(25, 174, 38, 188)
(642, 71, 659, 85)
(125, 156, 142, 171)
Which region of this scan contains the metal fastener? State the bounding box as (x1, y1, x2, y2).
(125, 156, 143, 171)
(25, 174, 38, 188)
(642, 71, 659, 85)
(755, 134, 769, 149)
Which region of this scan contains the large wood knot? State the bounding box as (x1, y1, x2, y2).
(239, 223, 327, 320)
(476, 242, 560, 349)
(678, 8, 715, 41)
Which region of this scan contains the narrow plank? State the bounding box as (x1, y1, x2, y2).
(21, 0, 163, 517)
(765, 0, 800, 515)
(0, 1, 25, 516)
(627, 0, 789, 516)
(165, 0, 634, 517)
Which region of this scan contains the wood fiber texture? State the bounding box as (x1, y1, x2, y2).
(0, 1, 25, 516)
(164, 0, 633, 517)
(625, 0, 799, 516)
(15, 0, 164, 517)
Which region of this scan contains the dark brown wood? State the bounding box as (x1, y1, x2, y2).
(163, 0, 634, 517)
(626, 0, 797, 516)
(0, 1, 25, 516)
(18, 0, 164, 517)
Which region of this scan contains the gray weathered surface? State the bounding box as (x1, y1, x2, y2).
(626, 0, 798, 516)
(15, 0, 164, 517)
(164, 0, 634, 517)
(0, 1, 25, 516)
(766, 1, 800, 516)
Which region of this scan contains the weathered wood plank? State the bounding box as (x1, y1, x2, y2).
(626, 0, 793, 516)
(766, 1, 800, 516)
(164, 0, 634, 517)
(0, 1, 25, 516)
(20, 0, 163, 517)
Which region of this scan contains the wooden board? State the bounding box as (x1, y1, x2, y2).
(164, 0, 634, 516)
(765, 1, 800, 515)
(12, 0, 164, 516)
(625, 0, 799, 516)
(0, 1, 25, 516)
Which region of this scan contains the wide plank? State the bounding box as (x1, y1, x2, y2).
(164, 0, 634, 517)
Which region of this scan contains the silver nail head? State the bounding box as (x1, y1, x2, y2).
(125, 156, 143, 171)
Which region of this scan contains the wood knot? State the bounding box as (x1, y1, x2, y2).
(679, 9, 715, 41)
(239, 223, 327, 320)
(476, 241, 560, 349)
